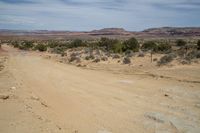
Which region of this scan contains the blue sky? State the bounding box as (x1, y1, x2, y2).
(0, 0, 200, 31)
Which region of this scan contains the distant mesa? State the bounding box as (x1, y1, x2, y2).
(0, 27, 200, 39)
(90, 28, 130, 36)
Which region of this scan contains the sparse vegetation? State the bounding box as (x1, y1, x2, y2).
(197, 40, 200, 50)
(176, 39, 186, 46)
(157, 43, 171, 52)
(101, 56, 108, 61)
(93, 58, 100, 63)
(112, 54, 120, 59)
(142, 41, 157, 51)
(34, 43, 47, 52)
(69, 53, 81, 63)
(123, 57, 131, 64)
(157, 53, 176, 65)
(85, 54, 95, 60)
(8, 36, 200, 66)
(122, 37, 139, 52)
(98, 37, 122, 52)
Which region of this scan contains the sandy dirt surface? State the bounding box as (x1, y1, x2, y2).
(0, 45, 200, 133)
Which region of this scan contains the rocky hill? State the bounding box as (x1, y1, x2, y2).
(0, 27, 200, 40)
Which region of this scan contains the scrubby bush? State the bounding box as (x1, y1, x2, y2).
(68, 39, 86, 48)
(101, 56, 108, 61)
(123, 57, 131, 64)
(93, 58, 100, 63)
(112, 54, 120, 59)
(124, 50, 134, 57)
(98, 37, 120, 52)
(153, 58, 158, 62)
(84, 48, 93, 54)
(185, 50, 200, 60)
(138, 51, 145, 57)
(176, 39, 186, 46)
(69, 56, 81, 63)
(35, 44, 47, 52)
(85, 54, 95, 60)
(157, 43, 171, 52)
(69, 53, 81, 63)
(48, 41, 58, 48)
(197, 40, 200, 50)
(51, 46, 65, 54)
(142, 41, 157, 51)
(196, 51, 200, 58)
(112, 42, 123, 53)
(157, 53, 176, 65)
(19, 41, 34, 50)
(122, 37, 139, 52)
(13, 41, 19, 48)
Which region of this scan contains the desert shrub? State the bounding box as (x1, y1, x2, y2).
(196, 51, 200, 58)
(142, 41, 158, 51)
(48, 41, 59, 48)
(35, 43, 47, 52)
(122, 37, 139, 52)
(112, 54, 120, 59)
(153, 58, 158, 62)
(185, 51, 196, 61)
(177, 48, 185, 57)
(112, 42, 123, 53)
(101, 56, 108, 61)
(51, 46, 65, 54)
(157, 43, 171, 52)
(138, 51, 145, 57)
(176, 39, 186, 46)
(93, 58, 100, 63)
(186, 50, 200, 60)
(69, 39, 86, 48)
(181, 60, 190, 65)
(98, 37, 120, 52)
(70, 52, 79, 57)
(157, 53, 176, 65)
(124, 50, 134, 57)
(94, 49, 101, 55)
(19, 41, 34, 50)
(69, 56, 80, 63)
(12, 41, 20, 48)
(85, 54, 95, 60)
(197, 40, 200, 50)
(87, 41, 99, 49)
(69, 53, 80, 63)
(123, 57, 131, 64)
(105, 52, 111, 57)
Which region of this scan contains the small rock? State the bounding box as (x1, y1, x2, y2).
(0, 94, 9, 100)
(10, 86, 16, 90)
(56, 125, 61, 130)
(41, 101, 48, 107)
(164, 94, 169, 97)
(31, 95, 39, 101)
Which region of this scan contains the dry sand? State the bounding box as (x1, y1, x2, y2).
(0, 45, 200, 133)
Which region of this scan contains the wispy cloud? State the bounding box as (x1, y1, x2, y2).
(0, 0, 36, 4)
(0, 0, 199, 30)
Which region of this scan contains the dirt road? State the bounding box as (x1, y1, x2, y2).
(0, 45, 200, 133)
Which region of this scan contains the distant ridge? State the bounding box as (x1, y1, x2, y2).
(0, 27, 200, 40)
